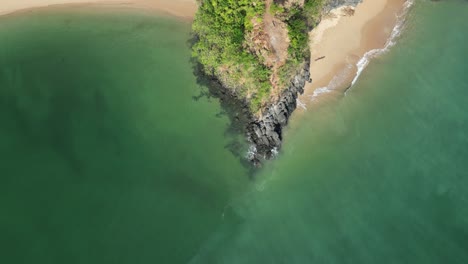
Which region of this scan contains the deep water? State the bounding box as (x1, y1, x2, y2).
(0, 8, 249, 263)
(1, 1, 468, 263)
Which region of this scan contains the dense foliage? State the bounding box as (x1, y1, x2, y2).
(192, 0, 325, 113)
(192, 0, 270, 112)
(275, 0, 325, 90)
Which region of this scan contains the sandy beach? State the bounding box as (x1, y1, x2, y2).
(301, 0, 408, 107)
(0, 0, 197, 19)
(0, 0, 407, 105)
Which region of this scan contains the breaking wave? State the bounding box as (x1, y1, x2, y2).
(309, 87, 332, 101)
(349, 0, 414, 90)
(296, 98, 308, 110)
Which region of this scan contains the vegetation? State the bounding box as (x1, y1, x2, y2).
(283, 0, 325, 61)
(192, 0, 325, 113)
(269, 2, 285, 15)
(304, 0, 325, 27)
(287, 8, 308, 60)
(272, 0, 325, 89)
(192, 0, 269, 112)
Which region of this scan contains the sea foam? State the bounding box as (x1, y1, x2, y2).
(348, 0, 414, 91)
(310, 87, 332, 101)
(296, 98, 308, 110)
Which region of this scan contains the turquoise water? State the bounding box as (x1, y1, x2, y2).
(1, 1, 468, 263)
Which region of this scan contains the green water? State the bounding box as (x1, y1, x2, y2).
(0, 8, 249, 263)
(1, 1, 468, 263)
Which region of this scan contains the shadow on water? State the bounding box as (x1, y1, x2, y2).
(187, 36, 258, 176)
(192, 67, 259, 176)
(0, 9, 254, 263)
(2, 73, 85, 175)
(0, 44, 125, 177)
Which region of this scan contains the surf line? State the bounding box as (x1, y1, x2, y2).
(345, 0, 414, 95)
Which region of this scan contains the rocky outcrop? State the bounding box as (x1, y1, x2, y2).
(242, 0, 363, 166)
(246, 63, 310, 165)
(193, 0, 363, 167)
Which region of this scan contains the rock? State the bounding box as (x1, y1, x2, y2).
(243, 0, 364, 164)
(246, 62, 310, 162)
(193, 0, 363, 166)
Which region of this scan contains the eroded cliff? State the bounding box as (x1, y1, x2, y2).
(192, 0, 361, 165)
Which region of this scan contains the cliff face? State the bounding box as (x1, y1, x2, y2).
(192, 0, 362, 165)
(246, 63, 310, 164)
(245, 0, 363, 165)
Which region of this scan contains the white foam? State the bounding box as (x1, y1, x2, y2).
(271, 147, 279, 157)
(310, 87, 332, 101)
(309, 63, 355, 101)
(246, 145, 257, 160)
(348, 0, 414, 91)
(296, 98, 307, 110)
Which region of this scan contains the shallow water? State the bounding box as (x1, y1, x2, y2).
(190, 1, 468, 262)
(1, 1, 468, 263)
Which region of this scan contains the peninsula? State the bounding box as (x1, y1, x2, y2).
(192, 0, 363, 164)
(1, 0, 407, 165)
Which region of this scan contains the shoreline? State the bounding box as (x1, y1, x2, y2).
(0, 0, 197, 20)
(0, 0, 411, 165)
(298, 0, 409, 108)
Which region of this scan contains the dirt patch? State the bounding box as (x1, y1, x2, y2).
(274, 0, 304, 9)
(264, 0, 290, 68)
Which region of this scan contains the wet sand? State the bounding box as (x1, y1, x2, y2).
(300, 0, 408, 107)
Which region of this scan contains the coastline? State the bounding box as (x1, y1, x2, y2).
(299, 0, 409, 107)
(248, 0, 411, 163)
(0, 0, 197, 20)
(0, 0, 411, 165)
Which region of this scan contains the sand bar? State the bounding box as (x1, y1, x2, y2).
(0, 0, 197, 19)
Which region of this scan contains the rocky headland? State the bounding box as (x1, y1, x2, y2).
(192, 0, 362, 166)
(246, 62, 310, 164)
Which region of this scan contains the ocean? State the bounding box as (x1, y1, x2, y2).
(1, 1, 468, 263)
